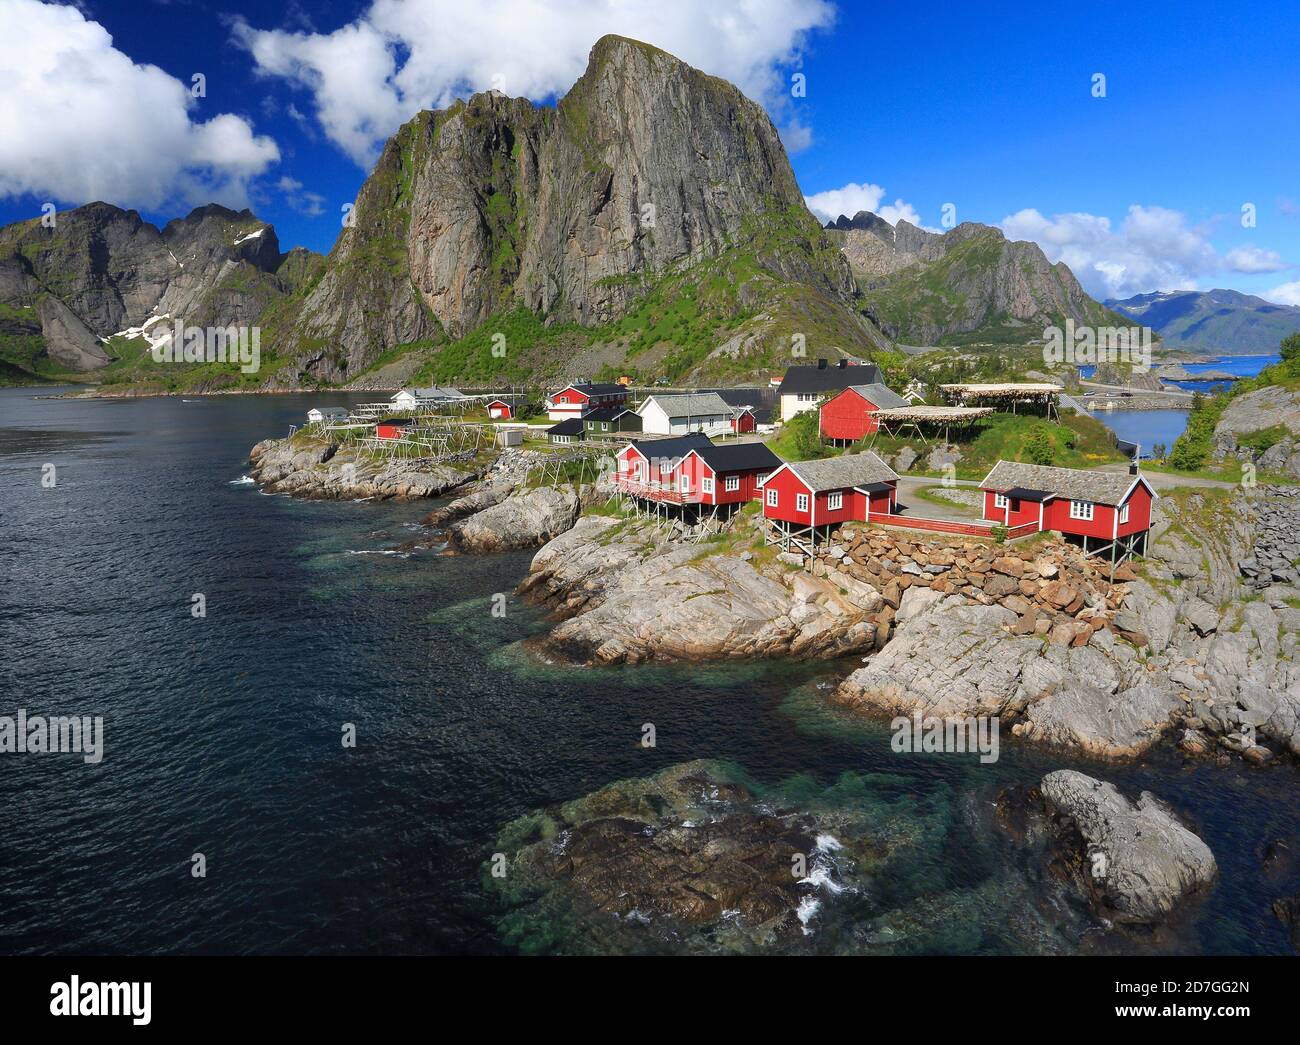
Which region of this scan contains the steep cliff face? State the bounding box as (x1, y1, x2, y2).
(828, 211, 1123, 346)
(0, 202, 321, 379)
(278, 35, 878, 385)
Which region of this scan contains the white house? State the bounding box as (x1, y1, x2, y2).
(636, 392, 735, 436)
(307, 406, 349, 423)
(390, 386, 466, 410)
(774, 359, 885, 422)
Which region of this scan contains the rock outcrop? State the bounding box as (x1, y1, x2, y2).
(448, 486, 582, 552)
(1038, 771, 1217, 924)
(826, 484, 1300, 760)
(247, 435, 476, 499)
(519, 515, 879, 663)
(1212, 385, 1300, 478)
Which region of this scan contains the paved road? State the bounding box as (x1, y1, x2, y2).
(1094, 462, 1239, 491)
(893, 476, 986, 522)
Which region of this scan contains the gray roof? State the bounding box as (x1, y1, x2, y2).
(981, 460, 1147, 505)
(848, 383, 908, 409)
(786, 451, 899, 492)
(639, 392, 732, 418)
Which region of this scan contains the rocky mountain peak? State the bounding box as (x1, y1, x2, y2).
(281, 33, 863, 383)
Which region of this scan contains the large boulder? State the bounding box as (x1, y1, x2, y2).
(1019, 681, 1183, 758)
(520, 517, 878, 664)
(1039, 771, 1217, 924)
(449, 485, 581, 552)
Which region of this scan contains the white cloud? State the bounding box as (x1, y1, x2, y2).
(803, 182, 926, 228)
(233, 0, 835, 166)
(0, 0, 279, 210)
(1267, 281, 1300, 307)
(1001, 205, 1225, 300)
(1223, 245, 1286, 274)
(779, 117, 814, 154)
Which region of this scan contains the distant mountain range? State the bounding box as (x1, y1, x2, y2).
(1106, 289, 1300, 354)
(825, 211, 1127, 347)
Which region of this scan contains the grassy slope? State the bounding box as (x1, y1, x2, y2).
(1163, 351, 1300, 479)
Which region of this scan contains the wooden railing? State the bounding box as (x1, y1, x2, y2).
(867, 512, 1043, 540)
(615, 478, 696, 504)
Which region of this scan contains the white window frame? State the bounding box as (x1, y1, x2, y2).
(828, 491, 843, 511)
(766, 488, 779, 508)
(796, 493, 810, 513)
(679, 474, 691, 493)
(1119, 503, 1130, 524)
(994, 492, 1008, 510)
(701, 477, 715, 495)
(1069, 500, 1094, 521)
(725, 475, 740, 492)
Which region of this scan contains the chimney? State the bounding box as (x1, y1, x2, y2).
(1129, 461, 1139, 476)
(817, 358, 828, 370)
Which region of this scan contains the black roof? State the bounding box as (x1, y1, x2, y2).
(1002, 486, 1052, 502)
(376, 416, 415, 426)
(563, 382, 627, 396)
(692, 442, 782, 473)
(627, 433, 712, 460)
(583, 406, 634, 422)
(776, 361, 884, 397)
(548, 418, 584, 435)
(857, 481, 894, 494)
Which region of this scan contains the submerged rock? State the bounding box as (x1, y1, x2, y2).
(1039, 770, 1217, 924)
(489, 760, 1079, 955)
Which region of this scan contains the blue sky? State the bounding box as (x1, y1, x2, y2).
(3, 0, 1298, 304)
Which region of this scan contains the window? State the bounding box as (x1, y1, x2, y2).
(796, 493, 810, 513)
(994, 493, 1008, 510)
(601, 422, 608, 431)
(725, 475, 740, 492)
(828, 491, 843, 511)
(1119, 503, 1130, 524)
(1070, 500, 1094, 521)
(1009, 498, 1021, 513)
(766, 488, 779, 508)
(702, 477, 714, 495)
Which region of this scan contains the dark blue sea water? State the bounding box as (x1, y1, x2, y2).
(2, 387, 1297, 954)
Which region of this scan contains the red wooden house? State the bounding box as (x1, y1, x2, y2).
(980, 460, 1156, 557)
(819, 383, 908, 444)
(730, 406, 758, 434)
(676, 442, 782, 511)
(762, 451, 900, 551)
(615, 434, 714, 503)
(487, 398, 514, 419)
(545, 382, 630, 421)
(375, 417, 416, 440)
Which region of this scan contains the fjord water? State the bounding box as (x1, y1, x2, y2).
(1, 387, 1297, 954)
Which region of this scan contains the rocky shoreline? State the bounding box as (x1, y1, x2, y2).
(247, 434, 480, 499)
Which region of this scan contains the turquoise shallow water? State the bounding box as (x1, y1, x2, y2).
(0, 386, 1297, 954)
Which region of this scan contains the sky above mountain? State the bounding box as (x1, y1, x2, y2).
(3, 0, 1298, 306)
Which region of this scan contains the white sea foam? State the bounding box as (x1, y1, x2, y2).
(796, 895, 820, 935)
(228, 475, 255, 485)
